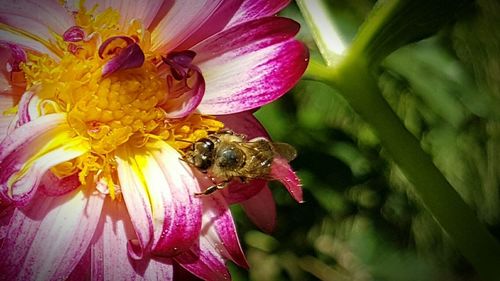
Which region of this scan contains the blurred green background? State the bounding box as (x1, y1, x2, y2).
(228, 1, 500, 280)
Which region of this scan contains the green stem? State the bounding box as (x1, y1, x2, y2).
(298, 1, 500, 280)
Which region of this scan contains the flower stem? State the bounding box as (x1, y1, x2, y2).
(298, 1, 500, 280)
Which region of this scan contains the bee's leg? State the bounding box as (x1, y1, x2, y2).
(195, 181, 229, 196)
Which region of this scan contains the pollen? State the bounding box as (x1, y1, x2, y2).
(15, 6, 224, 198)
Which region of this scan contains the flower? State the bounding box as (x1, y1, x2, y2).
(0, 0, 308, 280)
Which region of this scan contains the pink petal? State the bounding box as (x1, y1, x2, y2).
(270, 157, 304, 203)
(15, 89, 41, 127)
(0, 0, 74, 43)
(39, 172, 81, 197)
(0, 30, 59, 59)
(91, 197, 173, 280)
(151, 0, 229, 53)
(241, 185, 277, 233)
(0, 114, 89, 206)
(0, 203, 15, 241)
(0, 188, 105, 280)
(194, 17, 309, 114)
(66, 248, 91, 281)
(144, 142, 203, 257)
(173, 0, 243, 51)
(216, 110, 270, 139)
(174, 239, 230, 281)
(0, 93, 18, 141)
(116, 146, 155, 260)
(227, 0, 291, 28)
(222, 179, 267, 204)
(83, 0, 167, 29)
(203, 194, 248, 268)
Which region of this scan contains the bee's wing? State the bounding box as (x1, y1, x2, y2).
(272, 142, 297, 162)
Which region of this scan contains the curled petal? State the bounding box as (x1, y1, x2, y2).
(163, 50, 197, 80)
(99, 36, 145, 77)
(270, 157, 303, 203)
(241, 185, 277, 233)
(174, 239, 230, 281)
(91, 197, 173, 280)
(63, 26, 85, 42)
(15, 89, 41, 127)
(194, 17, 309, 114)
(0, 114, 89, 206)
(39, 172, 80, 197)
(1, 43, 26, 72)
(162, 68, 205, 118)
(0, 188, 104, 280)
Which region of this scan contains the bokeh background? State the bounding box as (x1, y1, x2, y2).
(228, 1, 500, 280)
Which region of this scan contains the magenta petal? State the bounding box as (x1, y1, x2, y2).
(216, 110, 270, 139)
(194, 17, 309, 114)
(270, 157, 304, 203)
(241, 185, 277, 233)
(227, 0, 291, 28)
(174, 241, 230, 281)
(204, 195, 249, 268)
(63, 26, 85, 42)
(101, 42, 145, 77)
(66, 248, 91, 281)
(91, 198, 173, 280)
(39, 172, 80, 197)
(222, 179, 266, 204)
(1, 43, 26, 72)
(0, 188, 104, 280)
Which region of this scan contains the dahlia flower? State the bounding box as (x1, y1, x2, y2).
(0, 0, 307, 280)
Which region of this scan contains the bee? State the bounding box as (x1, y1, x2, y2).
(183, 130, 297, 195)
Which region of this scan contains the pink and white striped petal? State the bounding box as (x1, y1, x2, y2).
(227, 0, 290, 28)
(0, 93, 18, 141)
(173, 0, 243, 51)
(151, 0, 228, 53)
(0, 188, 104, 280)
(241, 185, 277, 233)
(0, 30, 58, 59)
(143, 142, 202, 257)
(202, 194, 248, 268)
(193, 17, 309, 114)
(90, 198, 173, 280)
(174, 238, 230, 281)
(116, 145, 155, 260)
(0, 0, 74, 43)
(0, 114, 89, 206)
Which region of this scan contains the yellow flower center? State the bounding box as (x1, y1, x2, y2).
(14, 6, 224, 198)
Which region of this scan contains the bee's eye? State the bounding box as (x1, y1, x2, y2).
(193, 154, 212, 170)
(217, 146, 245, 168)
(195, 138, 214, 153)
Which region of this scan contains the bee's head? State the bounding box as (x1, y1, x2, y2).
(188, 138, 216, 171)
